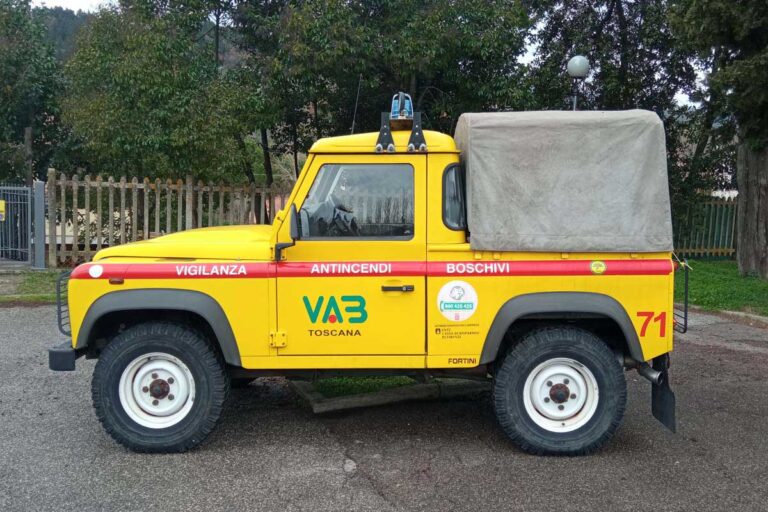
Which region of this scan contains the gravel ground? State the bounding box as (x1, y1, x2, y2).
(1, 306, 767, 512)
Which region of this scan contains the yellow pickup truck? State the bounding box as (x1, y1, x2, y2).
(49, 94, 685, 455)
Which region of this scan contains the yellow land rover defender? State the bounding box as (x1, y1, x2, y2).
(49, 94, 685, 455)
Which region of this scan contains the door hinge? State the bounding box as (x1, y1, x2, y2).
(269, 331, 287, 348)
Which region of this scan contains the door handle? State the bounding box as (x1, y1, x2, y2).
(381, 285, 415, 292)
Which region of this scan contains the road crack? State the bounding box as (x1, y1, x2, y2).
(319, 418, 404, 512)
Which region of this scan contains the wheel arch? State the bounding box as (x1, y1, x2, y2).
(76, 289, 241, 366)
(480, 292, 643, 364)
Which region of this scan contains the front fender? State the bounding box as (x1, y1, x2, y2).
(75, 289, 241, 366)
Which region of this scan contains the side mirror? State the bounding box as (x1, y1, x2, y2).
(276, 204, 300, 261)
(289, 203, 301, 240)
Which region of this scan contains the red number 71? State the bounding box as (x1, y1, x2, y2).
(637, 311, 667, 337)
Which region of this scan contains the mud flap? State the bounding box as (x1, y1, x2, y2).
(651, 354, 676, 433)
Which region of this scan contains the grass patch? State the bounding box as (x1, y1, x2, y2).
(16, 271, 59, 295)
(675, 259, 768, 316)
(0, 271, 59, 304)
(0, 294, 56, 305)
(312, 376, 416, 398)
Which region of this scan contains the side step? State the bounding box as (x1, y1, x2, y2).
(289, 378, 489, 414)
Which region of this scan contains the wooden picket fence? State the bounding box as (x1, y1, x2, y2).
(673, 197, 738, 258)
(44, 168, 735, 264)
(46, 169, 292, 265)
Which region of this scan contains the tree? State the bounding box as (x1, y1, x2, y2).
(529, 1, 694, 110)
(234, 0, 370, 177)
(233, 0, 530, 170)
(672, 0, 768, 278)
(367, 0, 531, 130)
(0, 0, 63, 182)
(33, 6, 91, 61)
(63, 4, 266, 181)
(526, 1, 713, 214)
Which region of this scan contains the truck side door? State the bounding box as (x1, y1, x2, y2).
(275, 154, 426, 362)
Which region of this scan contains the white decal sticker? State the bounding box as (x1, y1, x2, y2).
(437, 280, 478, 322)
(88, 264, 104, 278)
(175, 264, 247, 277)
(309, 263, 393, 275)
(445, 262, 510, 274)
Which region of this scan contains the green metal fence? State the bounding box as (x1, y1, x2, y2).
(673, 197, 737, 258)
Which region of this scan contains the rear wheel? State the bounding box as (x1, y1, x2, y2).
(92, 322, 229, 453)
(492, 327, 626, 455)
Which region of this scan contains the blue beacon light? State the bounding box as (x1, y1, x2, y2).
(390, 93, 414, 120)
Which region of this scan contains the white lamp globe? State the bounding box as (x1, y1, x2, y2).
(567, 55, 590, 79)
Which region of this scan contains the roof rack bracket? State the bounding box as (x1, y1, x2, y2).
(375, 112, 396, 153)
(407, 111, 427, 153)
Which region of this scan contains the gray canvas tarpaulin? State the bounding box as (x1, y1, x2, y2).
(454, 110, 673, 252)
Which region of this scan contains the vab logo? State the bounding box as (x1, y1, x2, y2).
(302, 296, 368, 324)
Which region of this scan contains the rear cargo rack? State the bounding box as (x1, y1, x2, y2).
(674, 259, 688, 334)
(57, 271, 72, 336)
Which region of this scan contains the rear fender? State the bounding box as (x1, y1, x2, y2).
(480, 292, 643, 364)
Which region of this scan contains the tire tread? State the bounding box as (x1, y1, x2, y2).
(492, 326, 627, 456)
(91, 321, 230, 453)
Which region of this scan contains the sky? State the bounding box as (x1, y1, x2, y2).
(31, 0, 109, 12)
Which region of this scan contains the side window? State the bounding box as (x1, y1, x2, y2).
(443, 164, 466, 230)
(300, 164, 414, 239)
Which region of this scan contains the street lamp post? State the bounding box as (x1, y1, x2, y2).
(567, 55, 589, 111)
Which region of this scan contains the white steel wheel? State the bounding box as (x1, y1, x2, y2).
(493, 327, 626, 455)
(522, 357, 599, 433)
(118, 352, 196, 429)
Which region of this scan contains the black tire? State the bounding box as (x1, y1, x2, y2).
(492, 327, 626, 456)
(92, 322, 229, 453)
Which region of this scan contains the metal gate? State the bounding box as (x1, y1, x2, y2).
(0, 184, 32, 264)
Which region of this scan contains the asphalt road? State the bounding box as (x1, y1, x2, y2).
(1, 306, 767, 512)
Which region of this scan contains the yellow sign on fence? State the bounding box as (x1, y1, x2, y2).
(0, 199, 5, 222)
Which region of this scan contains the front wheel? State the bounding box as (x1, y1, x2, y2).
(92, 322, 229, 453)
(492, 327, 626, 455)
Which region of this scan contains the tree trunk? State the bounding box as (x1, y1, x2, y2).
(691, 49, 723, 165)
(24, 126, 33, 186)
(214, 9, 220, 68)
(311, 99, 320, 139)
(234, 134, 256, 184)
(614, 0, 630, 108)
(292, 122, 299, 178)
(260, 128, 274, 187)
(736, 143, 768, 278)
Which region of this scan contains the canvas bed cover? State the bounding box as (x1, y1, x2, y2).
(454, 110, 673, 252)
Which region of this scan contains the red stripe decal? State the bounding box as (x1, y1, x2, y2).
(70, 262, 274, 280)
(71, 259, 672, 280)
(277, 261, 426, 277)
(426, 259, 673, 276)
